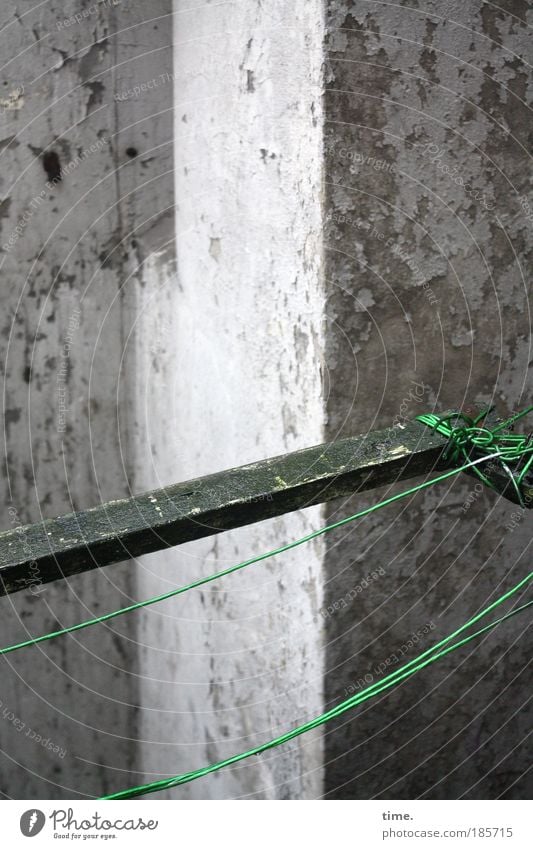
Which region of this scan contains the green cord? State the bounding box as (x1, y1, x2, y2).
(0, 406, 529, 799)
(416, 405, 533, 506)
(1, 407, 531, 658)
(101, 574, 533, 799)
(99, 405, 533, 800)
(0, 452, 505, 657)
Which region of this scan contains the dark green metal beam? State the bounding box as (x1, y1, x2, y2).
(0, 418, 529, 597)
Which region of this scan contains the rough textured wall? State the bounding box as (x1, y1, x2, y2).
(323, 1, 532, 798)
(2, 0, 528, 805)
(133, 0, 325, 799)
(0, 2, 174, 798)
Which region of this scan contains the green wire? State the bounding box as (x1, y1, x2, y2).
(0, 452, 505, 658)
(0, 406, 529, 799)
(101, 575, 533, 799)
(416, 405, 533, 505)
(2, 405, 531, 657)
(99, 406, 533, 800)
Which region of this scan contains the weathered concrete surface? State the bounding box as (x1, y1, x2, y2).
(323, 1, 532, 799)
(0, 2, 174, 797)
(1, 0, 529, 804)
(131, 0, 326, 799)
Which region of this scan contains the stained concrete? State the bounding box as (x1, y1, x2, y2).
(0, 0, 326, 801)
(0, 2, 174, 797)
(132, 0, 326, 799)
(0, 0, 530, 803)
(323, 0, 532, 799)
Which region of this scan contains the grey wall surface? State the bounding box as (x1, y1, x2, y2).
(133, 0, 326, 800)
(323, 0, 532, 799)
(0, 0, 326, 802)
(0, 0, 530, 802)
(0, 1, 174, 798)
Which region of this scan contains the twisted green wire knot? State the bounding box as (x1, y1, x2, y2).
(416, 405, 533, 507)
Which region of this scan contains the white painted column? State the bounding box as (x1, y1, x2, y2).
(0, 2, 174, 798)
(135, 0, 326, 799)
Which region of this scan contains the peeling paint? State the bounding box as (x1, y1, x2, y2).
(324, 0, 532, 800)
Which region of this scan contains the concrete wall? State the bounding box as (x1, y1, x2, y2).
(0, 0, 324, 802)
(323, 0, 532, 799)
(0, 1, 174, 798)
(1, 0, 529, 803)
(132, 0, 326, 800)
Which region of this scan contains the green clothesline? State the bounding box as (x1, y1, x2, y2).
(0, 452, 505, 658)
(102, 577, 533, 799)
(1, 406, 531, 800)
(98, 406, 532, 799)
(3, 409, 531, 658)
